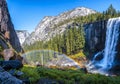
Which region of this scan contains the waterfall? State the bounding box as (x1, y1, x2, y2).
(86, 17, 120, 75)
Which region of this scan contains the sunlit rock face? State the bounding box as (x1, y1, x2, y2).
(0, 0, 22, 52)
(86, 17, 120, 75)
(16, 30, 29, 45)
(24, 7, 97, 45)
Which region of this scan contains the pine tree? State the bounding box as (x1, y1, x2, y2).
(69, 28, 74, 54)
(65, 29, 70, 55)
(106, 4, 117, 17)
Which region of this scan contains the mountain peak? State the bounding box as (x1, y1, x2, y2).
(16, 30, 29, 45)
(75, 6, 92, 10)
(24, 7, 97, 45)
(58, 6, 96, 18)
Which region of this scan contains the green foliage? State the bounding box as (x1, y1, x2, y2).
(21, 66, 120, 84)
(105, 4, 117, 17)
(37, 67, 120, 84)
(70, 51, 85, 58)
(24, 25, 85, 55)
(21, 66, 40, 84)
(0, 56, 4, 61)
(0, 45, 3, 52)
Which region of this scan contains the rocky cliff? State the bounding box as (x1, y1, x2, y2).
(0, 0, 22, 52)
(24, 7, 97, 45)
(0, 1, 25, 83)
(16, 30, 29, 45)
(84, 20, 107, 59)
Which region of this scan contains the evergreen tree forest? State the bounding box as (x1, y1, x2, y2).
(23, 5, 120, 56)
(24, 25, 85, 55)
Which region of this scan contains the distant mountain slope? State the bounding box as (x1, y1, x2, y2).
(16, 30, 29, 45)
(24, 7, 97, 45)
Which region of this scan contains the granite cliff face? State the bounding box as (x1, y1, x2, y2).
(16, 30, 29, 45)
(24, 7, 97, 45)
(0, 0, 24, 83)
(0, 0, 22, 52)
(84, 20, 107, 59)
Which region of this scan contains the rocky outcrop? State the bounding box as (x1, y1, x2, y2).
(16, 30, 29, 45)
(2, 48, 14, 60)
(84, 20, 107, 59)
(0, 60, 23, 70)
(0, 67, 23, 84)
(24, 7, 97, 45)
(0, 0, 22, 52)
(0, 0, 28, 83)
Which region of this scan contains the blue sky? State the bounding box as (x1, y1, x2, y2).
(6, 0, 120, 33)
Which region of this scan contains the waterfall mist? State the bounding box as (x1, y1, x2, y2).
(22, 50, 80, 69)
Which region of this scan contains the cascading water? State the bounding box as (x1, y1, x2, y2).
(86, 17, 120, 75)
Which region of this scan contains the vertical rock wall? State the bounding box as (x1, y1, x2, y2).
(0, 0, 22, 52)
(84, 20, 107, 59)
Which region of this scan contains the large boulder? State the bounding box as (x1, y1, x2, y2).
(0, 60, 23, 70)
(0, 48, 23, 62)
(3, 48, 14, 61)
(0, 67, 23, 84)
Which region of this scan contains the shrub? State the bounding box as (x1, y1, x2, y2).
(21, 66, 40, 84)
(21, 66, 120, 84)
